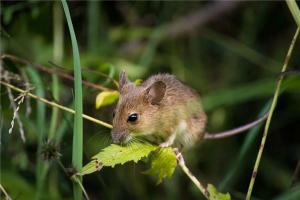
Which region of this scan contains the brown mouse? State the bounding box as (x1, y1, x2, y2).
(111, 71, 268, 148)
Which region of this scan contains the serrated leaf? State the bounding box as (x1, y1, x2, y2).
(145, 147, 177, 184)
(207, 184, 231, 200)
(95, 90, 119, 109)
(79, 143, 158, 176)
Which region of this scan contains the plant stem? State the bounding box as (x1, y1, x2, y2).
(26, 68, 46, 200)
(0, 81, 112, 129)
(286, 0, 300, 27)
(72, 176, 91, 200)
(246, 28, 299, 200)
(0, 184, 12, 200)
(175, 150, 209, 199)
(49, 1, 63, 141)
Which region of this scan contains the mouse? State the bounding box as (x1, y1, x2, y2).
(111, 71, 268, 148)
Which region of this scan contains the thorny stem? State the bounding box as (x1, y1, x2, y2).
(0, 81, 112, 129)
(72, 176, 91, 200)
(55, 159, 90, 200)
(246, 28, 300, 200)
(1, 54, 111, 91)
(174, 149, 209, 199)
(0, 184, 12, 200)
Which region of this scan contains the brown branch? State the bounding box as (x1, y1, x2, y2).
(48, 61, 119, 88)
(165, 1, 240, 38)
(1, 54, 111, 91)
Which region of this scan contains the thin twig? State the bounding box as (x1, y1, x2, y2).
(55, 159, 90, 200)
(1, 54, 111, 91)
(246, 28, 300, 200)
(174, 149, 209, 199)
(72, 176, 91, 200)
(0, 80, 112, 129)
(4, 72, 27, 142)
(0, 184, 12, 200)
(48, 61, 119, 88)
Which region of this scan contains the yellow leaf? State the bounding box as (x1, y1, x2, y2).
(134, 79, 143, 86)
(95, 90, 119, 109)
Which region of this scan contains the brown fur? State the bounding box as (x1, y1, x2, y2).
(112, 72, 207, 147)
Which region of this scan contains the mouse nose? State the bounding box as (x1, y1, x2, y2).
(111, 130, 127, 144)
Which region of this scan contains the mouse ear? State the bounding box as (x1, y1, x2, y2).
(145, 81, 166, 105)
(119, 70, 129, 91)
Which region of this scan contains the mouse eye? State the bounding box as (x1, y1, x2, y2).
(127, 113, 138, 122)
(113, 110, 116, 118)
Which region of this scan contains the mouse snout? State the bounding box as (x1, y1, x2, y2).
(111, 130, 128, 144)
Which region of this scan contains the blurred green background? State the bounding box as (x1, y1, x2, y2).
(1, 1, 300, 200)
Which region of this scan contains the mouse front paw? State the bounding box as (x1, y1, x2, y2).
(159, 141, 172, 148)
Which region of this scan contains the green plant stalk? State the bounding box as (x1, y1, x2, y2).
(87, 0, 100, 53)
(47, 3, 64, 199)
(246, 28, 299, 200)
(26, 68, 46, 200)
(286, 0, 300, 27)
(49, 1, 63, 141)
(61, 1, 83, 199)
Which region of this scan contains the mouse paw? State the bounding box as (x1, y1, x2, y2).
(159, 142, 171, 148)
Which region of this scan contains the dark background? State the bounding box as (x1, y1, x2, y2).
(1, 1, 300, 200)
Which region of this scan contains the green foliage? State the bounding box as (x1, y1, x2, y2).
(80, 144, 177, 185)
(79, 143, 157, 175)
(2, 1, 300, 199)
(145, 147, 177, 184)
(207, 184, 231, 200)
(95, 90, 120, 109)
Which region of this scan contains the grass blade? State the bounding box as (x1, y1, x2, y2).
(61, 1, 83, 199)
(286, 0, 300, 27)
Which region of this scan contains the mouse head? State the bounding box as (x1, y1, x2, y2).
(111, 71, 166, 144)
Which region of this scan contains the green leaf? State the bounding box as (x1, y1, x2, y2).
(79, 143, 157, 176)
(207, 184, 231, 200)
(95, 90, 119, 109)
(145, 147, 177, 184)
